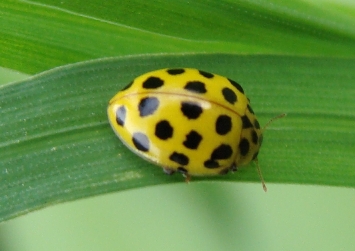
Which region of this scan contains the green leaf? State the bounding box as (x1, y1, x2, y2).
(1, 0, 355, 73)
(1, 53, 355, 222)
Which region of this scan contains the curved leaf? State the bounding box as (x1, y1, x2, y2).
(1, 0, 355, 73)
(1, 53, 355, 221)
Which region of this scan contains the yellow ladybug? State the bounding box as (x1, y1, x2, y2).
(107, 68, 283, 191)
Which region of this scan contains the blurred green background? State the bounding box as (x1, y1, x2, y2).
(1, 0, 355, 250)
(1, 184, 354, 251)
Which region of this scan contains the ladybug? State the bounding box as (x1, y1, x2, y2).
(107, 68, 282, 190)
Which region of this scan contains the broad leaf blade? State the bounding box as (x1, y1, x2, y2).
(1, 53, 354, 222)
(1, 0, 355, 73)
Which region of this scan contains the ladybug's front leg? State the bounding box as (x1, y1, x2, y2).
(231, 164, 237, 172)
(163, 167, 175, 175)
(182, 174, 191, 183)
(163, 167, 190, 183)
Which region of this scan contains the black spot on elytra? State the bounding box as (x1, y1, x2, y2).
(184, 81, 207, 94)
(132, 132, 149, 152)
(183, 130, 202, 149)
(211, 144, 233, 159)
(222, 87, 237, 105)
(252, 151, 259, 160)
(155, 120, 173, 140)
(259, 134, 264, 145)
(139, 97, 159, 117)
(142, 76, 164, 89)
(239, 138, 250, 156)
(247, 104, 254, 114)
(254, 119, 261, 129)
(169, 152, 189, 166)
(251, 130, 258, 144)
(167, 68, 185, 75)
(204, 159, 219, 168)
(181, 102, 203, 119)
(228, 78, 244, 94)
(116, 106, 126, 126)
(121, 81, 133, 91)
(216, 115, 232, 135)
(199, 70, 214, 79)
(241, 115, 253, 129)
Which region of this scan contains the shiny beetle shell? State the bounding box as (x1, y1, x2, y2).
(107, 68, 262, 176)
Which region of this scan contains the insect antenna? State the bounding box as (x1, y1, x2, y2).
(261, 113, 286, 133)
(257, 113, 286, 192)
